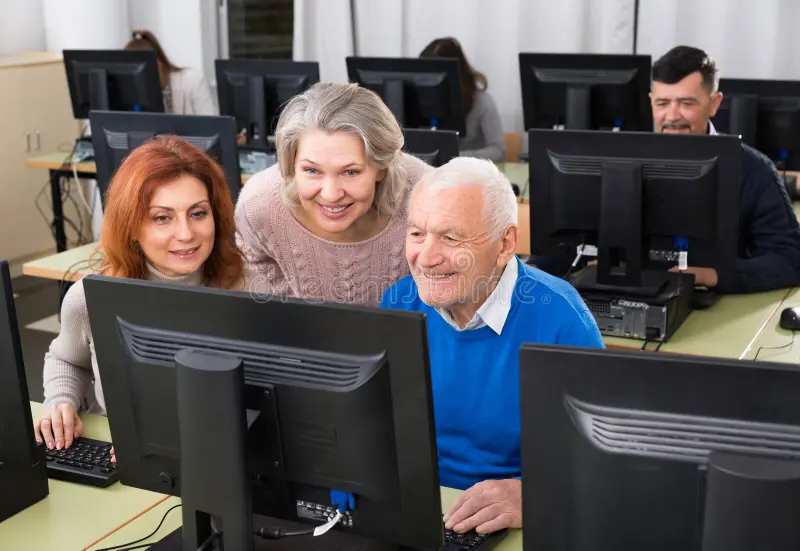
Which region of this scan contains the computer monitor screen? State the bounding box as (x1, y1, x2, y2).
(519, 53, 652, 132)
(0, 260, 49, 522)
(347, 56, 466, 137)
(89, 111, 241, 206)
(713, 78, 800, 170)
(63, 50, 164, 119)
(215, 59, 320, 151)
(520, 344, 800, 551)
(528, 129, 740, 293)
(83, 276, 443, 551)
(403, 128, 459, 167)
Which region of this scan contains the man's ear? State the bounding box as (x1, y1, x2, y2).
(709, 90, 723, 118)
(497, 225, 519, 268)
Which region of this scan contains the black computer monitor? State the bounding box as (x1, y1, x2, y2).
(347, 56, 466, 137)
(519, 53, 652, 132)
(89, 111, 241, 206)
(83, 276, 443, 551)
(0, 260, 49, 522)
(528, 129, 740, 294)
(215, 59, 320, 152)
(712, 78, 800, 170)
(63, 50, 164, 119)
(520, 344, 800, 551)
(403, 128, 459, 167)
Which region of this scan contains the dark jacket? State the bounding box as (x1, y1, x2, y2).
(531, 143, 800, 293)
(718, 144, 800, 293)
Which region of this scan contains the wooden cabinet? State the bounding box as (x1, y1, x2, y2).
(0, 54, 80, 269)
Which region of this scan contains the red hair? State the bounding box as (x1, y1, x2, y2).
(96, 136, 244, 289)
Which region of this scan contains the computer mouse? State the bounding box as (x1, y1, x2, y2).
(779, 307, 800, 330)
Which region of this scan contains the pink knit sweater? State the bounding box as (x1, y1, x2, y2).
(235, 153, 431, 306)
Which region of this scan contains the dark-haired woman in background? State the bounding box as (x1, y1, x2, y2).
(420, 37, 505, 162)
(125, 29, 216, 115)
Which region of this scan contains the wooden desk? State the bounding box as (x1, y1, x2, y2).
(742, 286, 800, 362)
(605, 288, 791, 357)
(0, 404, 176, 551)
(22, 241, 99, 282)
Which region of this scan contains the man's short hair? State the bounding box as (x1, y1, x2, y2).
(652, 45, 719, 94)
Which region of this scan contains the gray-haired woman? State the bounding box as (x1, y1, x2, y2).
(235, 82, 432, 306)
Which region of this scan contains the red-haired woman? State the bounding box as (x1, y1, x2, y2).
(34, 136, 244, 450)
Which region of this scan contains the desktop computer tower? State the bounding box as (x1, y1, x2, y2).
(576, 271, 694, 342)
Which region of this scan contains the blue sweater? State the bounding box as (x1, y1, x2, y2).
(380, 259, 604, 490)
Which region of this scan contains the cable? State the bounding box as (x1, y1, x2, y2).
(255, 526, 315, 540)
(654, 341, 664, 353)
(563, 243, 587, 280)
(753, 330, 796, 361)
(91, 504, 182, 551)
(57, 257, 93, 321)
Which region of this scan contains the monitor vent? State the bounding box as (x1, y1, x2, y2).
(103, 129, 219, 153)
(533, 68, 638, 86)
(585, 299, 612, 317)
(566, 396, 800, 463)
(117, 318, 385, 391)
(549, 152, 716, 179)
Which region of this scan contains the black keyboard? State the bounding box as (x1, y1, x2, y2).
(45, 437, 119, 487)
(443, 526, 508, 550)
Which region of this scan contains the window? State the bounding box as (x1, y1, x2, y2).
(227, 0, 293, 59)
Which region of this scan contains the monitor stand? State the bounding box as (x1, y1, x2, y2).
(571, 264, 670, 297)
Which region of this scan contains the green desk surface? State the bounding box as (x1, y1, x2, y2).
(604, 288, 791, 358)
(742, 286, 800, 363)
(94, 490, 523, 551)
(0, 404, 175, 551)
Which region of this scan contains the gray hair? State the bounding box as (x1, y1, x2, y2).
(415, 157, 518, 241)
(274, 82, 408, 216)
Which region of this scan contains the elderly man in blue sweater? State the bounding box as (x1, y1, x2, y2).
(380, 157, 604, 535)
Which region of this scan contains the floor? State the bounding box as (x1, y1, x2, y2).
(12, 275, 63, 403)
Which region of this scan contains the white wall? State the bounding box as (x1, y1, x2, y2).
(348, 0, 636, 133)
(0, 0, 46, 56)
(637, 0, 800, 81)
(43, 0, 129, 51)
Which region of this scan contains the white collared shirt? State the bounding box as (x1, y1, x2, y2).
(436, 258, 519, 335)
(708, 121, 718, 135)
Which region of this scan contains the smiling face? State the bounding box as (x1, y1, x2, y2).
(651, 72, 723, 135)
(406, 182, 512, 320)
(293, 130, 386, 242)
(136, 175, 215, 277)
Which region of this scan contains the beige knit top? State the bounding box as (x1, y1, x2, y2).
(41, 265, 205, 415)
(235, 153, 431, 306)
